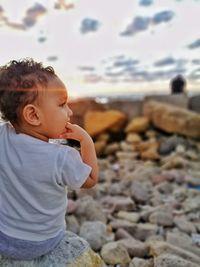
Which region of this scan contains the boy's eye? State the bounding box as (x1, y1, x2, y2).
(59, 102, 66, 107)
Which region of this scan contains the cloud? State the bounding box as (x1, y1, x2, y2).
(0, 3, 47, 30)
(152, 10, 174, 24)
(38, 36, 47, 43)
(47, 56, 58, 61)
(113, 58, 139, 68)
(192, 59, 200, 65)
(80, 18, 101, 34)
(84, 74, 102, 83)
(0, 5, 4, 15)
(188, 68, 200, 80)
(105, 71, 124, 78)
(23, 3, 47, 28)
(187, 38, 200, 49)
(78, 66, 96, 71)
(6, 21, 26, 30)
(121, 10, 175, 36)
(54, 0, 75, 10)
(103, 56, 139, 75)
(139, 0, 154, 7)
(154, 57, 176, 67)
(121, 16, 151, 36)
(0, 5, 7, 24)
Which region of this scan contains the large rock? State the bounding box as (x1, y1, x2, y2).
(84, 110, 127, 137)
(100, 241, 131, 266)
(149, 241, 200, 265)
(143, 100, 200, 138)
(154, 253, 200, 267)
(125, 116, 150, 133)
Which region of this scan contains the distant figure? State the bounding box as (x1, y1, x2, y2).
(170, 75, 187, 95)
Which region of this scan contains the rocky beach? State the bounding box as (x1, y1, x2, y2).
(65, 94, 200, 267)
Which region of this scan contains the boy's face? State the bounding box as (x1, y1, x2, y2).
(38, 77, 73, 140)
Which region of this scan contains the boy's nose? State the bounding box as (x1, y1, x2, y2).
(68, 107, 73, 117)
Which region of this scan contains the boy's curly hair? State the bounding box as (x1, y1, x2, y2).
(0, 58, 57, 124)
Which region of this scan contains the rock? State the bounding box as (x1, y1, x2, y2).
(174, 216, 196, 234)
(159, 135, 188, 155)
(140, 146, 160, 161)
(149, 210, 174, 227)
(130, 181, 150, 204)
(75, 196, 107, 224)
(161, 155, 189, 170)
(66, 199, 77, 214)
(65, 215, 80, 234)
(132, 223, 158, 241)
(115, 228, 133, 240)
(104, 142, 120, 155)
(149, 241, 200, 265)
(129, 257, 154, 267)
(101, 242, 131, 267)
(79, 221, 114, 251)
(143, 100, 200, 138)
(167, 232, 200, 257)
(183, 195, 200, 213)
(100, 196, 136, 213)
(84, 110, 127, 137)
(155, 181, 173, 194)
(100, 242, 131, 266)
(151, 174, 173, 185)
(98, 168, 117, 183)
(125, 116, 150, 133)
(126, 133, 142, 143)
(109, 219, 137, 235)
(117, 238, 149, 258)
(94, 140, 106, 156)
(154, 253, 200, 267)
(116, 211, 140, 223)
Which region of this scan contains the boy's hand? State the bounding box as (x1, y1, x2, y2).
(59, 122, 91, 143)
(60, 122, 98, 189)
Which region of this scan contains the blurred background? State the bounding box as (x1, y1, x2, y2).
(0, 0, 200, 98)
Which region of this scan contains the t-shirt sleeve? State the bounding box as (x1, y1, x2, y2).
(55, 146, 92, 189)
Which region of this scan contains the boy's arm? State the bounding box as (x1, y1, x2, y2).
(60, 122, 98, 188)
(79, 135, 98, 188)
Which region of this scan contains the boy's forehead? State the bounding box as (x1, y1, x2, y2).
(44, 78, 68, 96)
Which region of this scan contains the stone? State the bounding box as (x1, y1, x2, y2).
(149, 210, 174, 227)
(129, 257, 154, 267)
(154, 253, 200, 267)
(130, 181, 150, 204)
(174, 216, 196, 234)
(132, 223, 158, 241)
(75, 196, 107, 224)
(79, 221, 114, 251)
(125, 116, 150, 133)
(166, 232, 200, 257)
(100, 196, 136, 213)
(149, 241, 200, 265)
(65, 215, 80, 234)
(116, 211, 140, 223)
(143, 100, 200, 138)
(100, 242, 131, 266)
(84, 110, 127, 137)
(117, 238, 149, 258)
(126, 133, 142, 143)
(94, 140, 107, 156)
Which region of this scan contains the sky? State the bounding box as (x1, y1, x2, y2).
(0, 0, 200, 98)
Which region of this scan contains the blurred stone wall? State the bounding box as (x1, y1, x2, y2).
(69, 94, 200, 126)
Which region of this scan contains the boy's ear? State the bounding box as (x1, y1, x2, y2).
(22, 104, 41, 126)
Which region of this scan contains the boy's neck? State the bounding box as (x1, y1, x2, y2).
(13, 123, 49, 142)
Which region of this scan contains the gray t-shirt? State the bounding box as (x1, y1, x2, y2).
(0, 122, 91, 242)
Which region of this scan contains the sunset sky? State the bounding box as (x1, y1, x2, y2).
(0, 0, 200, 98)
